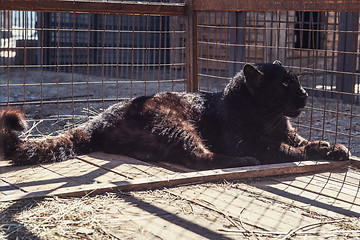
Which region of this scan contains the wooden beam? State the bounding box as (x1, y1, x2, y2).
(192, 0, 360, 12)
(350, 156, 360, 168)
(0, 0, 186, 16)
(0, 160, 347, 201)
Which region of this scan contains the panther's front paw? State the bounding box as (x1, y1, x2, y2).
(325, 144, 350, 161)
(305, 140, 330, 159)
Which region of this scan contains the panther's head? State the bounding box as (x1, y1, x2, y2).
(242, 60, 308, 118)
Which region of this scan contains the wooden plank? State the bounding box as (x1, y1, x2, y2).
(40, 158, 130, 183)
(193, 0, 360, 12)
(248, 179, 360, 218)
(0, 0, 186, 16)
(0, 179, 23, 196)
(240, 178, 360, 218)
(103, 191, 236, 239)
(77, 152, 176, 179)
(272, 173, 360, 206)
(0, 158, 126, 195)
(0, 163, 81, 194)
(167, 186, 338, 233)
(0, 160, 347, 201)
(350, 156, 360, 168)
(315, 169, 360, 188)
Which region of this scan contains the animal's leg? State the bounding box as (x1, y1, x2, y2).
(179, 129, 259, 170)
(260, 141, 350, 165)
(285, 130, 350, 161)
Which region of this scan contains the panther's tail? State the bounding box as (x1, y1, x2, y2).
(0, 108, 93, 165)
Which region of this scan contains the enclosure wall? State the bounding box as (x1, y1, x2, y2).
(0, 0, 359, 156)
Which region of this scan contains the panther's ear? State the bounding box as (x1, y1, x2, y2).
(243, 64, 263, 94)
(273, 60, 282, 66)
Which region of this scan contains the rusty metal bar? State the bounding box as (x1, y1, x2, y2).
(185, 0, 199, 92)
(192, 0, 360, 12)
(0, 0, 186, 16)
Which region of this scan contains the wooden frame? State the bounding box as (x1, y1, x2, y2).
(192, 0, 360, 12)
(0, 159, 348, 201)
(0, 0, 186, 16)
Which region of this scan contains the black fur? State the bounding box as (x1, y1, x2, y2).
(0, 61, 350, 170)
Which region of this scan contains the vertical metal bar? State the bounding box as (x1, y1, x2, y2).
(216, 12, 222, 90)
(7, 10, 10, 106)
(185, 0, 198, 92)
(116, 14, 121, 102)
(263, 11, 268, 63)
(203, 12, 210, 91)
(56, 13, 60, 130)
(330, 12, 338, 98)
(131, 14, 135, 98)
(254, 12, 258, 62)
(197, 12, 203, 91)
(335, 12, 342, 144)
(171, 15, 176, 91)
(86, 13, 91, 118)
(71, 13, 76, 126)
(305, 13, 311, 93)
(276, 11, 280, 60)
(125, 15, 132, 95)
(269, 11, 274, 61)
(211, 12, 217, 89)
(144, 15, 149, 95)
(246, 13, 252, 63)
(157, 16, 162, 93)
(321, 12, 329, 141)
(120, 15, 125, 93)
(162, 16, 167, 84)
(23, 11, 27, 112)
(223, 12, 230, 83)
(296, 11, 303, 133)
(285, 11, 289, 65)
(339, 12, 359, 103)
(181, 15, 186, 92)
(346, 13, 358, 152)
(229, 12, 246, 76)
(290, 12, 296, 68)
(136, 16, 141, 86)
(102, 14, 107, 108)
(308, 11, 316, 141)
(40, 12, 44, 133)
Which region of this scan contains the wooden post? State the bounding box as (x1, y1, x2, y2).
(185, 0, 199, 92)
(229, 12, 246, 77)
(338, 12, 359, 103)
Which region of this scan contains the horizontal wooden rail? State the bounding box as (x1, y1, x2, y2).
(3, 0, 360, 15)
(0, 160, 347, 201)
(0, 0, 186, 16)
(193, 0, 360, 12)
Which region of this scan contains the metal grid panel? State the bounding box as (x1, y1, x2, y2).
(197, 10, 360, 156)
(0, 0, 359, 158)
(0, 9, 186, 135)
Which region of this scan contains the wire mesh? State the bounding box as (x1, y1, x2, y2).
(197, 10, 360, 157)
(0, 2, 360, 239)
(0, 9, 186, 135)
(0, 1, 359, 157)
